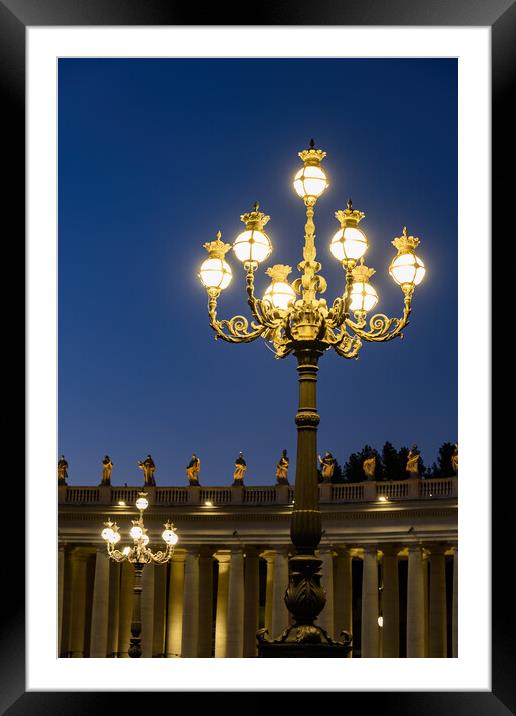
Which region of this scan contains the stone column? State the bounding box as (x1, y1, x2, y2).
(181, 548, 200, 657)
(107, 561, 120, 657)
(226, 547, 245, 657)
(381, 545, 400, 658)
(141, 563, 155, 657)
(89, 548, 110, 657)
(271, 545, 290, 639)
(452, 545, 458, 657)
(407, 544, 425, 657)
(118, 560, 135, 657)
(428, 544, 447, 657)
(60, 549, 73, 657)
(69, 548, 91, 657)
(215, 553, 231, 658)
(152, 562, 167, 657)
(318, 545, 334, 638)
(243, 547, 260, 657)
(58, 546, 65, 656)
(263, 552, 275, 635)
(422, 551, 429, 656)
(334, 547, 353, 649)
(198, 548, 214, 657)
(166, 552, 185, 657)
(361, 545, 379, 658)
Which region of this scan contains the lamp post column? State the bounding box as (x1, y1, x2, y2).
(258, 347, 350, 656)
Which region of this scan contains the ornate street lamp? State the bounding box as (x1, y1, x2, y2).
(101, 492, 178, 657)
(198, 140, 426, 656)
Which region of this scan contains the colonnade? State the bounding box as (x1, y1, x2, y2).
(58, 543, 457, 658)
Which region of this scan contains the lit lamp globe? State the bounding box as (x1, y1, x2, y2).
(389, 227, 426, 290)
(130, 525, 143, 540)
(162, 522, 179, 545)
(199, 231, 233, 291)
(349, 259, 379, 317)
(293, 139, 328, 202)
(101, 526, 114, 542)
(330, 199, 368, 265)
(135, 495, 149, 511)
(263, 264, 296, 311)
(233, 202, 272, 266)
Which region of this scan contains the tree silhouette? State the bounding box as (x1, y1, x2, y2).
(429, 442, 456, 477)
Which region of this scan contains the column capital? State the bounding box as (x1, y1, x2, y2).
(333, 545, 352, 558)
(184, 545, 200, 557)
(362, 544, 378, 556)
(171, 550, 187, 563)
(317, 544, 334, 556)
(273, 544, 290, 557)
(71, 546, 95, 560)
(215, 551, 231, 564)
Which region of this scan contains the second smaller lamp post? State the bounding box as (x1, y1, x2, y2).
(101, 492, 178, 657)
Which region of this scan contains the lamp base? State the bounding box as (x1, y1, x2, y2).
(257, 625, 352, 658)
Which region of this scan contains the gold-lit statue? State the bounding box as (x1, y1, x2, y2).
(100, 455, 113, 486)
(451, 443, 458, 474)
(275, 449, 290, 485)
(319, 452, 336, 483)
(186, 454, 201, 485)
(58, 455, 68, 485)
(138, 454, 156, 487)
(233, 452, 247, 485)
(406, 446, 420, 477)
(362, 454, 376, 481)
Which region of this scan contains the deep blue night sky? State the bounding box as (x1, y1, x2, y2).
(58, 58, 457, 487)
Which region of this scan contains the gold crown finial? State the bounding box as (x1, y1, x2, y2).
(335, 200, 365, 227)
(352, 258, 376, 283)
(298, 139, 326, 166)
(392, 227, 420, 254)
(203, 231, 232, 259)
(265, 264, 292, 283)
(240, 203, 270, 231)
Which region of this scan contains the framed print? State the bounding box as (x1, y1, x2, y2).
(6, 0, 514, 712)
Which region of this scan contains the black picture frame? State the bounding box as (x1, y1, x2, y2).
(7, 0, 513, 712)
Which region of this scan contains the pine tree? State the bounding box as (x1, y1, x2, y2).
(381, 441, 399, 481)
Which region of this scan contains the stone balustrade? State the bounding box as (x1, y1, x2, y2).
(60, 476, 457, 506)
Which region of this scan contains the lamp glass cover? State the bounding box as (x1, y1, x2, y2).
(233, 229, 272, 264)
(199, 257, 232, 290)
(330, 226, 368, 262)
(293, 165, 327, 199)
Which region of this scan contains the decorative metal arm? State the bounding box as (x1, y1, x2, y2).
(344, 285, 414, 342)
(207, 285, 268, 344)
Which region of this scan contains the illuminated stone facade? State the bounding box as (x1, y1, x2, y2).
(58, 477, 457, 658)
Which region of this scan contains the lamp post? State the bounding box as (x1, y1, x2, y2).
(198, 140, 425, 657)
(101, 492, 178, 657)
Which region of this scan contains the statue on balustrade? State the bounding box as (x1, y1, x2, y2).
(319, 452, 336, 483)
(100, 455, 113, 486)
(275, 449, 290, 485)
(58, 455, 68, 485)
(451, 443, 458, 474)
(233, 452, 247, 485)
(406, 445, 420, 478)
(138, 454, 156, 486)
(186, 454, 201, 485)
(362, 453, 376, 481)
